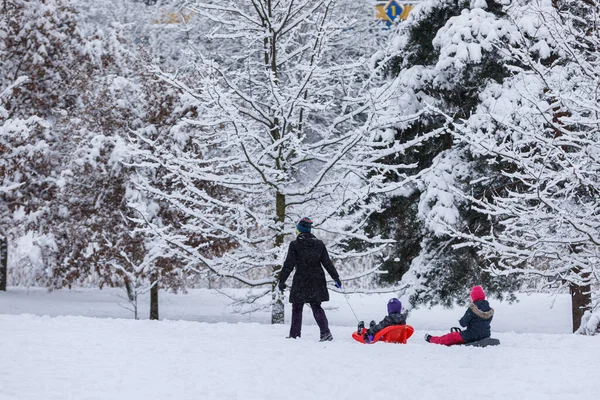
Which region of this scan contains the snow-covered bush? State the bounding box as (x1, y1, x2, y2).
(576, 311, 600, 336)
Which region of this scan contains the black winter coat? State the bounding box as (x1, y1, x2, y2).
(279, 232, 340, 304)
(459, 299, 494, 343)
(366, 312, 406, 336)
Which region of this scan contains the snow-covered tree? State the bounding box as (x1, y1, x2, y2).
(446, 0, 600, 331)
(0, 0, 100, 288)
(126, 0, 431, 323)
(0, 0, 194, 315)
(0, 0, 97, 116)
(46, 0, 209, 319)
(367, 0, 521, 308)
(0, 77, 46, 290)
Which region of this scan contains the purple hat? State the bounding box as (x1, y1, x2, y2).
(387, 298, 402, 314)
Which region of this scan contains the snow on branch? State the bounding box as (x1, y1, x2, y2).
(124, 1, 426, 315)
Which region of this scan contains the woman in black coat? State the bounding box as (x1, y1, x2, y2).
(278, 217, 341, 342)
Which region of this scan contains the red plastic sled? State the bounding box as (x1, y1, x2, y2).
(352, 325, 415, 344)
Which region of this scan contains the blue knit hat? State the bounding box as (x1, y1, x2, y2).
(296, 217, 313, 233)
(387, 298, 402, 314)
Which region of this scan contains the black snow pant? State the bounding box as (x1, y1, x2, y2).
(289, 302, 330, 338)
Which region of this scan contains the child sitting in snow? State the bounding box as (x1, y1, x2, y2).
(424, 285, 494, 346)
(361, 298, 406, 343)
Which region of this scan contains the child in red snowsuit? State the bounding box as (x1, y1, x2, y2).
(425, 286, 494, 346)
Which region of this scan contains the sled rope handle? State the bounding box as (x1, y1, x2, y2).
(340, 286, 361, 323)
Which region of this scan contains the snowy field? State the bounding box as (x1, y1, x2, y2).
(1, 287, 599, 400)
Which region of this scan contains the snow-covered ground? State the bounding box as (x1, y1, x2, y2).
(1, 287, 598, 400)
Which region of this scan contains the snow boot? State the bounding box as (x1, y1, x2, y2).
(369, 320, 376, 329)
(424, 334, 432, 343)
(357, 321, 364, 334)
(319, 332, 333, 342)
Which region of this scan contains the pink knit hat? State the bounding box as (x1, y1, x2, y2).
(470, 286, 485, 302)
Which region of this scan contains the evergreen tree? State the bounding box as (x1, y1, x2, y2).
(367, 0, 521, 307)
(448, 0, 600, 331)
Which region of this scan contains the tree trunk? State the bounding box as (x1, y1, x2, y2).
(124, 276, 134, 301)
(149, 276, 159, 320)
(570, 282, 591, 333)
(0, 237, 7, 291)
(271, 190, 286, 324)
(271, 285, 285, 324)
(263, 1, 286, 325)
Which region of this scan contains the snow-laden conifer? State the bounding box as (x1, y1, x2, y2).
(447, 0, 600, 331)
(367, 0, 520, 308)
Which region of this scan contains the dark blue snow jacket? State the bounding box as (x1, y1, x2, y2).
(458, 299, 494, 343)
(366, 312, 406, 337)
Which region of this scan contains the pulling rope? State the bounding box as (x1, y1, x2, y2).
(339, 285, 361, 324)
